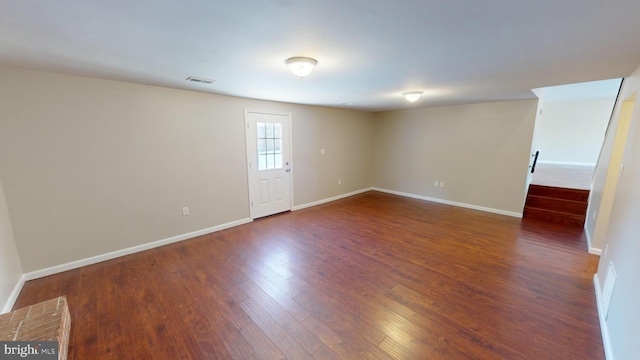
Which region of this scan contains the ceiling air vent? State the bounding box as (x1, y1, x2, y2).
(186, 76, 215, 84)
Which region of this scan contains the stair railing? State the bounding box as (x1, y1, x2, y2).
(530, 150, 540, 174)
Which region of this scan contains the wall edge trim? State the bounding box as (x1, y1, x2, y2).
(1, 274, 26, 314)
(372, 187, 523, 218)
(584, 225, 602, 255)
(537, 161, 596, 167)
(589, 247, 603, 256)
(292, 187, 374, 211)
(22, 218, 253, 282)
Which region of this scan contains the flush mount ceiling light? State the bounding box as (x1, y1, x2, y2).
(185, 76, 215, 84)
(402, 91, 424, 102)
(285, 57, 318, 78)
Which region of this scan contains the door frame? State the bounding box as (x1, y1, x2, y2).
(244, 109, 293, 219)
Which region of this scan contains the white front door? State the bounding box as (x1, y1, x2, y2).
(245, 110, 292, 219)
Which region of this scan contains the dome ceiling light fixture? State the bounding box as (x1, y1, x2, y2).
(402, 91, 424, 102)
(285, 57, 318, 78)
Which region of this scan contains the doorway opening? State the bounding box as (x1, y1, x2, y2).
(524, 79, 622, 227)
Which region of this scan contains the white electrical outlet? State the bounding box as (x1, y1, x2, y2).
(434, 181, 439, 187)
(182, 207, 189, 216)
(338, 179, 342, 184)
(439, 182, 445, 188)
(320, 148, 326, 155)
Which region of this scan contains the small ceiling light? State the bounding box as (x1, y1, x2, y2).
(185, 76, 215, 84)
(285, 57, 318, 78)
(403, 91, 424, 102)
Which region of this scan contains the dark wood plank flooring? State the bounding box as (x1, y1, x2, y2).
(14, 191, 604, 359)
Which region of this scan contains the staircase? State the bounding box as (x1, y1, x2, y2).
(523, 184, 589, 227)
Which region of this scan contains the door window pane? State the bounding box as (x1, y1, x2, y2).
(266, 123, 274, 138)
(267, 154, 275, 168)
(258, 154, 267, 170)
(257, 122, 266, 138)
(257, 122, 283, 171)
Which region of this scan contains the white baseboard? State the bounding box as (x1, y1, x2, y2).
(292, 187, 374, 211)
(589, 247, 603, 256)
(22, 218, 252, 282)
(12, 188, 374, 306)
(584, 226, 602, 255)
(372, 187, 522, 218)
(3, 187, 524, 311)
(1, 274, 26, 314)
(537, 161, 596, 167)
(593, 274, 614, 360)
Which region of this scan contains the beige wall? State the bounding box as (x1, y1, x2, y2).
(372, 100, 538, 214)
(291, 107, 373, 205)
(593, 66, 640, 360)
(0, 176, 23, 312)
(0, 65, 540, 284)
(0, 66, 374, 272)
(586, 96, 635, 252)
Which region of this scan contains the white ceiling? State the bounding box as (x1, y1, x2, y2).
(1, 0, 640, 111)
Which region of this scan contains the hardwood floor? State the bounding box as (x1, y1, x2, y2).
(14, 191, 604, 359)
